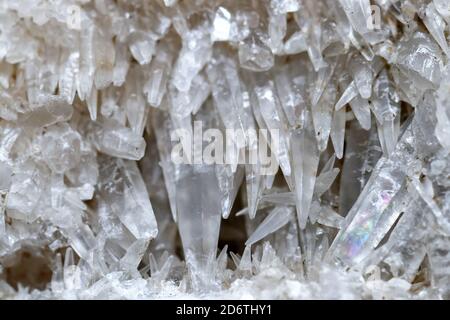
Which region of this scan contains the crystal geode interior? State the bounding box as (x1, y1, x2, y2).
(0, 0, 450, 299)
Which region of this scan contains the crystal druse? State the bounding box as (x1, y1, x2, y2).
(0, 0, 450, 299)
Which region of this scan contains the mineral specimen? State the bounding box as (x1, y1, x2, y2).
(0, 0, 449, 300)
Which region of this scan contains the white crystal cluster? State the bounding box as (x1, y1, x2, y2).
(0, 0, 450, 300)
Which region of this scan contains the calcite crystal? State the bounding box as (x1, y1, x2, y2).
(0, 0, 450, 300)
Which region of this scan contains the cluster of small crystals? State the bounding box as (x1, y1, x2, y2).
(0, 0, 450, 299)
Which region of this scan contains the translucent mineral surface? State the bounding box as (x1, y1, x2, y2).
(0, 0, 450, 300)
